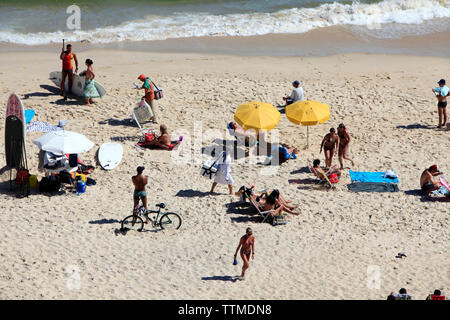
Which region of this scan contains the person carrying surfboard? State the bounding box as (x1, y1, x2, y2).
(60, 43, 78, 96)
(137, 74, 157, 123)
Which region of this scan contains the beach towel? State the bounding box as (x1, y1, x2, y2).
(83, 79, 100, 98)
(440, 177, 450, 193)
(26, 121, 62, 133)
(347, 182, 399, 193)
(136, 138, 182, 151)
(350, 171, 399, 184)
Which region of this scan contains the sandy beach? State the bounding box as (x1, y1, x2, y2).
(0, 49, 448, 300)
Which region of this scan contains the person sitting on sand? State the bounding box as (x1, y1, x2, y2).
(312, 159, 341, 181)
(426, 289, 446, 300)
(132, 166, 148, 219)
(137, 74, 157, 123)
(233, 227, 255, 280)
(283, 80, 305, 106)
(142, 124, 171, 149)
(420, 165, 442, 195)
(81, 59, 98, 105)
(387, 288, 412, 300)
(432, 79, 449, 128)
(320, 128, 339, 169)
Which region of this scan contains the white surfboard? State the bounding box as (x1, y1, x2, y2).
(49, 71, 107, 98)
(98, 143, 123, 170)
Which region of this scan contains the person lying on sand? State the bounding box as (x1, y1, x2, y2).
(312, 159, 341, 181)
(142, 124, 171, 149)
(420, 164, 442, 195)
(227, 121, 265, 146)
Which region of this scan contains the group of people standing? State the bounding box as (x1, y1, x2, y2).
(320, 123, 355, 170)
(59, 43, 98, 105)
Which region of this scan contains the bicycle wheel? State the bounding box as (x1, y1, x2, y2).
(159, 212, 182, 230)
(121, 215, 144, 232)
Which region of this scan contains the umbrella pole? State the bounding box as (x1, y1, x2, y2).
(307, 126, 309, 148)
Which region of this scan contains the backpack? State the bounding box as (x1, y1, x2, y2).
(39, 176, 61, 193)
(15, 168, 30, 185)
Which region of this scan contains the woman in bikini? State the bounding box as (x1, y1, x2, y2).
(337, 123, 355, 170)
(234, 227, 255, 280)
(261, 190, 300, 216)
(320, 128, 339, 169)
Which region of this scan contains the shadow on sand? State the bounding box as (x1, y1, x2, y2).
(201, 275, 240, 282)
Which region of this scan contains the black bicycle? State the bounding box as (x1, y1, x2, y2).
(121, 202, 182, 232)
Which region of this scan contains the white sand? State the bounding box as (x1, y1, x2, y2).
(0, 50, 448, 299)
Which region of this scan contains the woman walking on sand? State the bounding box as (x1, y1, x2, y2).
(82, 58, 99, 105)
(234, 227, 255, 280)
(337, 123, 355, 169)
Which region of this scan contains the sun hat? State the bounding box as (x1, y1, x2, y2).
(138, 74, 146, 80)
(292, 80, 300, 85)
(438, 79, 446, 85)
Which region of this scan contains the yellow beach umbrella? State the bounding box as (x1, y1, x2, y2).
(286, 100, 330, 147)
(234, 100, 280, 131)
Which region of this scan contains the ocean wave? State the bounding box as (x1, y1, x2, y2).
(1, 0, 449, 45)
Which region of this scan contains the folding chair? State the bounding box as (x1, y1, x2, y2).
(307, 159, 337, 188)
(201, 151, 225, 179)
(131, 100, 154, 132)
(243, 191, 286, 226)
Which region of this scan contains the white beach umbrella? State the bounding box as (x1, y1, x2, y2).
(33, 130, 94, 154)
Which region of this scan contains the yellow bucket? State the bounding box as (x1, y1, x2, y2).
(29, 175, 38, 188)
(76, 173, 87, 182)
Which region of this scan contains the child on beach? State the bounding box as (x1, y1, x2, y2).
(432, 79, 449, 128)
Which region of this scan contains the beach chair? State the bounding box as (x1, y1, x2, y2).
(307, 160, 337, 188)
(131, 100, 153, 132)
(242, 191, 287, 226)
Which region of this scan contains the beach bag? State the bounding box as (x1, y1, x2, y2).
(15, 168, 30, 185)
(151, 80, 163, 100)
(201, 152, 225, 179)
(39, 176, 61, 193)
(328, 173, 339, 184)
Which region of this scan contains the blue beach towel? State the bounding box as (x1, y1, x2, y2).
(349, 171, 399, 184)
(25, 109, 35, 124)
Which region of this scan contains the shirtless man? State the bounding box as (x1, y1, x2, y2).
(320, 128, 339, 169)
(144, 124, 171, 149)
(432, 79, 449, 128)
(420, 165, 442, 195)
(132, 166, 149, 218)
(234, 227, 255, 280)
(59, 44, 78, 96)
(337, 123, 355, 169)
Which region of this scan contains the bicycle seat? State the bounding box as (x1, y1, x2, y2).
(156, 203, 165, 209)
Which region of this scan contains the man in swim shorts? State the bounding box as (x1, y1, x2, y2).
(59, 44, 78, 96)
(432, 79, 449, 128)
(420, 165, 442, 195)
(132, 166, 148, 216)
